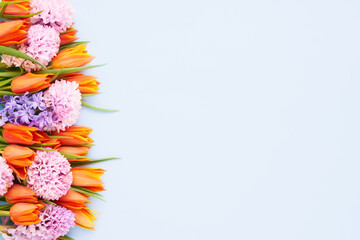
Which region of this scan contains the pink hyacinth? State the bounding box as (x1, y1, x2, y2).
(27, 150, 72, 201)
(44, 80, 82, 132)
(1, 24, 60, 72)
(30, 0, 75, 33)
(2, 204, 75, 240)
(0, 157, 14, 196)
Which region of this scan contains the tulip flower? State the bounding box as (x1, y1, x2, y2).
(60, 73, 100, 94)
(2, 123, 49, 145)
(9, 202, 45, 225)
(2, 0, 30, 16)
(3, 145, 36, 179)
(11, 73, 53, 94)
(71, 208, 97, 230)
(55, 126, 93, 145)
(0, 20, 28, 46)
(51, 44, 94, 69)
(71, 167, 105, 192)
(59, 146, 90, 161)
(60, 28, 79, 45)
(5, 184, 38, 204)
(56, 190, 97, 230)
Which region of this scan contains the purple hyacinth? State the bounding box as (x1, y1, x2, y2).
(0, 92, 53, 130)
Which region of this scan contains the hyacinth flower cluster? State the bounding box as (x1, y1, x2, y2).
(0, 0, 116, 239)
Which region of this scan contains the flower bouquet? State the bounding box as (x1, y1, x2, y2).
(0, 0, 116, 239)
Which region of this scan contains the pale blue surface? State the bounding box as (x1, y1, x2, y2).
(3, 0, 360, 239)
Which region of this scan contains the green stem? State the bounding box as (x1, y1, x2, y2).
(0, 86, 11, 91)
(1, 11, 42, 19)
(35, 64, 105, 74)
(0, 72, 20, 78)
(82, 101, 118, 112)
(0, 211, 10, 216)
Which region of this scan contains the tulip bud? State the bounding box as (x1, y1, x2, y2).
(11, 73, 53, 94)
(71, 167, 105, 192)
(5, 184, 38, 204)
(55, 126, 93, 145)
(3, 145, 36, 180)
(9, 202, 44, 225)
(3, 0, 30, 16)
(0, 20, 29, 46)
(60, 28, 78, 45)
(51, 44, 94, 69)
(60, 73, 100, 94)
(2, 123, 49, 145)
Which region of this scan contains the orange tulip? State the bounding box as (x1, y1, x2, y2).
(60, 28, 79, 45)
(56, 190, 88, 209)
(71, 167, 105, 192)
(0, 20, 28, 46)
(3, 145, 36, 179)
(59, 146, 90, 161)
(56, 190, 97, 230)
(51, 44, 94, 69)
(11, 73, 53, 94)
(9, 202, 44, 225)
(3, 123, 49, 145)
(2, 0, 30, 16)
(5, 184, 38, 204)
(60, 73, 100, 94)
(71, 208, 97, 230)
(55, 126, 93, 145)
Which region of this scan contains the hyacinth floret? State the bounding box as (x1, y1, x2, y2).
(0, 92, 53, 130)
(44, 80, 82, 132)
(0, 157, 14, 196)
(27, 150, 72, 201)
(30, 0, 75, 33)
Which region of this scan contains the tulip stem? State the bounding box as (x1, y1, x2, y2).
(0, 211, 9, 217)
(0, 86, 11, 91)
(0, 72, 21, 78)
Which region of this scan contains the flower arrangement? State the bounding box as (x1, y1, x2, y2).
(0, 0, 116, 239)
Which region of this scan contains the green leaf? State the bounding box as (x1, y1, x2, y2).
(81, 93, 101, 97)
(70, 157, 119, 167)
(62, 144, 96, 147)
(0, 91, 18, 96)
(58, 236, 75, 240)
(0, 210, 9, 216)
(30, 147, 57, 151)
(0, 204, 13, 211)
(59, 151, 89, 160)
(82, 101, 118, 112)
(42, 200, 57, 205)
(35, 64, 105, 75)
(2, 10, 43, 19)
(0, 78, 14, 88)
(59, 41, 90, 51)
(0, 46, 46, 70)
(0, 135, 7, 144)
(0, 72, 21, 78)
(48, 136, 73, 139)
(70, 186, 104, 201)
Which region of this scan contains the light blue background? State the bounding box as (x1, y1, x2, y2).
(4, 0, 360, 239)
